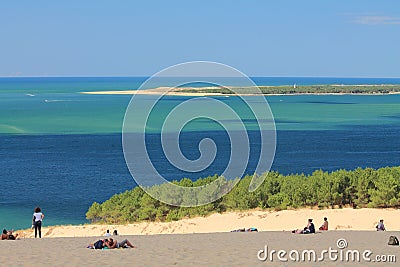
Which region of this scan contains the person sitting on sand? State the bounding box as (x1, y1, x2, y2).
(1, 229, 8, 240)
(292, 219, 315, 234)
(105, 238, 135, 249)
(113, 229, 118, 236)
(376, 219, 386, 231)
(105, 230, 111, 237)
(1, 229, 19, 240)
(305, 219, 316, 234)
(319, 217, 329, 231)
(299, 218, 315, 234)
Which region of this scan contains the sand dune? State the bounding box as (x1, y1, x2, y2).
(3, 208, 400, 266)
(15, 208, 400, 238)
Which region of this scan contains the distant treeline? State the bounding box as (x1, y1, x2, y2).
(86, 166, 400, 224)
(180, 85, 400, 95)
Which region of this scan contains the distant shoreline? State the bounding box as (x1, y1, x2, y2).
(81, 84, 400, 96)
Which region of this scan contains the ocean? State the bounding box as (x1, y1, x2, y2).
(1, 77, 400, 229)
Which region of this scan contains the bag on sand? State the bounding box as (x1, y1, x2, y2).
(388, 236, 399, 246)
(94, 240, 104, 249)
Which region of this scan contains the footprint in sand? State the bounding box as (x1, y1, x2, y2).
(334, 225, 352, 230)
(141, 223, 150, 233)
(45, 228, 54, 237)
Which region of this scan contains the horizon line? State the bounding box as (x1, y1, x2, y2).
(1, 75, 400, 79)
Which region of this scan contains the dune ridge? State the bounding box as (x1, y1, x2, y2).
(15, 208, 400, 238)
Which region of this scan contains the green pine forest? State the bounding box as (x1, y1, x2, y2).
(86, 166, 400, 224)
(179, 85, 400, 95)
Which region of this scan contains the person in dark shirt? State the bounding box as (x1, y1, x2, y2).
(376, 219, 386, 231)
(292, 218, 316, 234)
(302, 219, 315, 234)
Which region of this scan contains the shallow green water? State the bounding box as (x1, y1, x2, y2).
(1, 91, 400, 134)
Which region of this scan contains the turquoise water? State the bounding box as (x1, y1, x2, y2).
(1, 77, 400, 134)
(1, 91, 400, 134)
(1, 77, 400, 229)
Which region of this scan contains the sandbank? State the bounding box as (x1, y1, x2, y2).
(81, 86, 227, 96)
(80, 85, 400, 97)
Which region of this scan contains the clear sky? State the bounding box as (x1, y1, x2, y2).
(1, 0, 399, 77)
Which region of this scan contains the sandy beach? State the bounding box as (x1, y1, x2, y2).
(2, 231, 399, 266)
(2, 208, 400, 266)
(81, 86, 229, 96)
(12, 208, 400, 238)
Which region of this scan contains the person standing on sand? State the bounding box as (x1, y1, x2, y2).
(33, 207, 44, 238)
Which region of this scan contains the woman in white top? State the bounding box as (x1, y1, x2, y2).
(33, 207, 44, 238)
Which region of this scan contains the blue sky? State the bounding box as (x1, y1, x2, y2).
(0, 0, 399, 77)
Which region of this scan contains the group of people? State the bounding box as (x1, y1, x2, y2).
(2, 206, 43, 240)
(104, 229, 118, 236)
(84, 229, 135, 249)
(292, 217, 387, 234)
(3, 205, 388, 248)
(1, 229, 19, 240)
(88, 237, 135, 249)
(292, 217, 328, 234)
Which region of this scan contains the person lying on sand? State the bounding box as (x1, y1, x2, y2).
(231, 228, 258, 232)
(104, 238, 135, 249)
(87, 238, 135, 250)
(87, 239, 107, 249)
(231, 228, 246, 232)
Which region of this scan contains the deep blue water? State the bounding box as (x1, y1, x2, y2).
(1, 76, 400, 230)
(2, 126, 400, 229)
